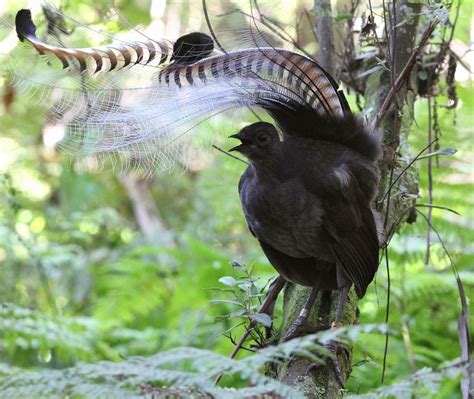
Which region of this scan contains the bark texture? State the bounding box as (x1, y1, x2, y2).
(274, 1, 422, 397)
(314, 0, 335, 71)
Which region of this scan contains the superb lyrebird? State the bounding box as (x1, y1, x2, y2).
(13, 5, 382, 385)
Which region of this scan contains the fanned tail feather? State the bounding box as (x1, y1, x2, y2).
(15, 9, 174, 74)
(11, 5, 351, 173)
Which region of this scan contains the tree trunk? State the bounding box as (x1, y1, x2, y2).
(120, 175, 175, 247)
(314, 0, 335, 71)
(274, 1, 421, 396)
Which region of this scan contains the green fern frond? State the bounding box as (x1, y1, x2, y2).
(348, 360, 466, 399)
(0, 303, 95, 358)
(0, 324, 389, 399)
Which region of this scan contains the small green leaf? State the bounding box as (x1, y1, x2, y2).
(249, 284, 259, 296)
(335, 14, 352, 21)
(209, 299, 243, 306)
(218, 276, 238, 286)
(417, 147, 457, 160)
(251, 313, 273, 328)
(214, 314, 230, 322)
(229, 309, 247, 318)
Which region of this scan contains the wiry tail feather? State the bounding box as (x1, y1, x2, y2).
(12, 6, 352, 173)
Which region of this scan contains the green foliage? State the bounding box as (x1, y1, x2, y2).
(0, 0, 471, 397)
(348, 85, 473, 396)
(348, 361, 465, 399)
(0, 324, 389, 399)
(0, 304, 96, 365)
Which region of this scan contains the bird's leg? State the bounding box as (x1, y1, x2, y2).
(282, 285, 320, 341)
(306, 285, 350, 388)
(333, 284, 350, 328)
(264, 282, 280, 339)
(214, 275, 286, 385)
(229, 275, 286, 358)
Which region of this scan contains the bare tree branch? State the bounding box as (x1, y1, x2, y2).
(314, 0, 335, 70)
(369, 19, 439, 131)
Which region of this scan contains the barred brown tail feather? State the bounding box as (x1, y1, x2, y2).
(10, 1, 376, 174)
(15, 9, 173, 74)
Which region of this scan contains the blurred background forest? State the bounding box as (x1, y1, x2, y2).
(0, 0, 472, 397)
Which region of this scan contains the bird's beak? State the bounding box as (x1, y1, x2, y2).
(228, 133, 245, 152)
(229, 132, 251, 153)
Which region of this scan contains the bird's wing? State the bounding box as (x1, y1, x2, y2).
(301, 156, 380, 298)
(238, 167, 257, 238)
(12, 7, 348, 173)
(324, 203, 379, 298)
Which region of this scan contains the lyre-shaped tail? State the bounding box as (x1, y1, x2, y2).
(12, 8, 351, 173)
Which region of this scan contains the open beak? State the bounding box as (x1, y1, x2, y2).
(228, 133, 246, 152)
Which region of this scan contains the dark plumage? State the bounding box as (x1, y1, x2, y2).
(15, 9, 36, 42)
(231, 118, 381, 311)
(14, 6, 380, 385)
(171, 32, 215, 65)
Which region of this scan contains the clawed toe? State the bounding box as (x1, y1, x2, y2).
(324, 340, 345, 388)
(283, 319, 333, 341)
(283, 286, 321, 342)
(282, 316, 306, 341)
(303, 339, 345, 389)
(281, 286, 347, 388)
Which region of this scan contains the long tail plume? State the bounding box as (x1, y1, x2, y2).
(15, 9, 173, 73)
(10, 4, 350, 173)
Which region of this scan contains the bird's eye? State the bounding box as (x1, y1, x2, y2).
(257, 134, 269, 144)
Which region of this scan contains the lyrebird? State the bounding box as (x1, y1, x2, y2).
(13, 5, 381, 386)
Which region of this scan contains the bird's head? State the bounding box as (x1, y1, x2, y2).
(229, 122, 280, 160)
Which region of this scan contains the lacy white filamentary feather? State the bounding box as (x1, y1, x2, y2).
(9, 5, 349, 174)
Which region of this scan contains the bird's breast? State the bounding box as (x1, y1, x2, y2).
(240, 174, 330, 259)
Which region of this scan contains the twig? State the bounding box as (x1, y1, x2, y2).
(415, 203, 460, 216)
(381, 246, 391, 383)
(424, 93, 434, 267)
(230, 276, 285, 359)
(369, 19, 439, 131)
(303, 9, 319, 46)
(378, 138, 438, 209)
(337, 0, 359, 84)
(214, 275, 286, 385)
(367, 0, 382, 50)
(212, 145, 249, 165)
(254, 1, 315, 61)
(415, 209, 472, 397)
(202, 0, 226, 53)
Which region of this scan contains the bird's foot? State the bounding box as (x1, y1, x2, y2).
(324, 338, 345, 389)
(282, 310, 313, 341)
(305, 322, 346, 389)
(283, 320, 333, 341)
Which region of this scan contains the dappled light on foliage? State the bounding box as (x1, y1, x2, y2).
(0, 0, 471, 397)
